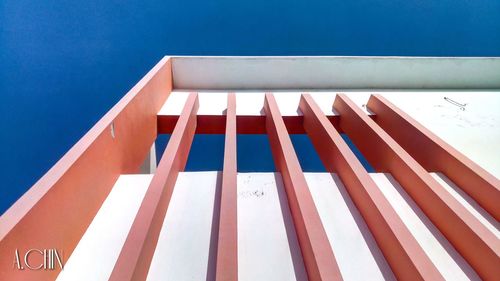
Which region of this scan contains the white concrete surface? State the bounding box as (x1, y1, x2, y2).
(56, 174, 152, 281)
(147, 172, 219, 281)
(170, 56, 500, 89)
(371, 173, 480, 281)
(237, 173, 308, 281)
(158, 91, 189, 116)
(380, 91, 500, 178)
(58, 171, 496, 281)
(305, 173, 395, 281)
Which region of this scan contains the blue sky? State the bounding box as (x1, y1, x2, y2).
(1, 0, 499, 214)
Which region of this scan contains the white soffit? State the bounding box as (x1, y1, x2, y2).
(237, 173, 307, 281)
(170, 56, 500, 90)
(147, 172, 219, 281)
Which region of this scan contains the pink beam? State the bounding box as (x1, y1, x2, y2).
(264, 93, 343, 281)
(158, 114, 342, 134)
(215, 93, 238, 281)
(367, 94, 500, 221)
(109, 93, 199, 281)
(0, 57, 173, 281)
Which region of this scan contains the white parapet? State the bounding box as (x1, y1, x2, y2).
(170, 56, 500, 90)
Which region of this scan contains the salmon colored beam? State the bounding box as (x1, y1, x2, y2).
(264, 93, 343, 281)
(299, 94, 444, 281)
(0, 57, 172, 281)
(334, 94, 500, 280)
(367, 94, 500, 221)
(215, 93, 238, 281)
(109, 93, 199, 281)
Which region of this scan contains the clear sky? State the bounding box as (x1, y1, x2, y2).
(1, 0, 499, 214)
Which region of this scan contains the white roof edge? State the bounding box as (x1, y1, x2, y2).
(169, 56, 500, 90)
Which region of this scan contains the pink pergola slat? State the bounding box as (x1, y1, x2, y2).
(215, 93, 238, 281)
(264, 93, 343, 281)
(109, 93, 199, 281)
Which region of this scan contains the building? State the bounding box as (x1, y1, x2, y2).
(0, 56, 499, 281)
